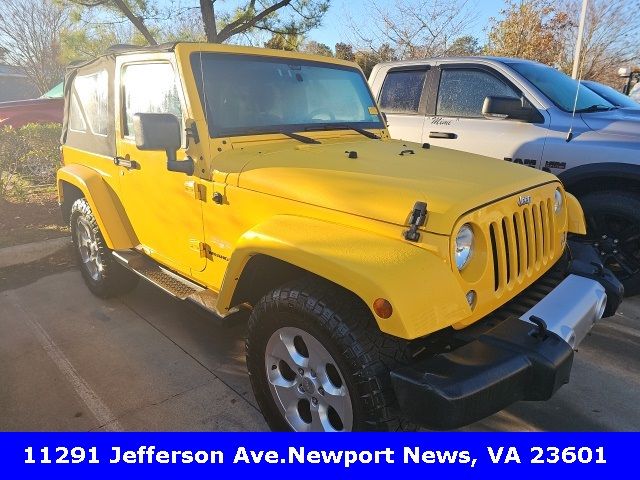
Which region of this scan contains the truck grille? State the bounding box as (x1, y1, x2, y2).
(489, 198, 555, 291)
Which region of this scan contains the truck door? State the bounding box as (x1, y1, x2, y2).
(376, 66, 430, 143)
(115, 58, 206, 276)
(425, 65, 548, 170)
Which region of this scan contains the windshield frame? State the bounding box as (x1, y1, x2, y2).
(190, 52, 385, 139)
(507, 60, 615, 113)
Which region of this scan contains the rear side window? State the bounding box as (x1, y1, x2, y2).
(436, 68, 519, 117)
(122, 63, 182, 137)
(378, 69, 427, 114)
(68, 94, 86, 132)
(73, 70, 108, 135)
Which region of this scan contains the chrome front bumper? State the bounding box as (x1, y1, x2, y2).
(520, 274, 608, 349)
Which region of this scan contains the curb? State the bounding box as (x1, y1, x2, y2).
(0, 237, 71, 269)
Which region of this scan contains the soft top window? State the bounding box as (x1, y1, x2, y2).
(73, 70, 109, 135)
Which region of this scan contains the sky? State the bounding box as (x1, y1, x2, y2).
(160, 0, 507, 47)
(310, 0, 506, 48)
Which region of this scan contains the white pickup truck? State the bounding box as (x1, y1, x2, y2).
(369, 57, 640, 295)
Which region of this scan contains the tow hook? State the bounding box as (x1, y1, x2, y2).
(404, 201, 428, 242)
(529, 315, 548, 340)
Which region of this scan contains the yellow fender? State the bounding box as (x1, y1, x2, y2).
(566, 192, 587, 235)
(57, 164, 138, 249)
(218, 216, 471, 339)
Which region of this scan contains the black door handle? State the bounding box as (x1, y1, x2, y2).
(114, 156, 139, 169)
(429, 131, 457, 139)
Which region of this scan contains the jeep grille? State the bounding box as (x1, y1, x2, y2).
(489, 197, 555, 292)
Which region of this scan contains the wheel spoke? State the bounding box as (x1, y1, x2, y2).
(272, 382, 301, 409)
(268, 331, 308, 369)
(613, 253, 640, 277)
(310, 406, 328, 432)
(319, 381, 350, 415)
(616, 225, 640, 245)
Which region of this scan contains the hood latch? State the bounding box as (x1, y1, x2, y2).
(404, 201, 428, 242)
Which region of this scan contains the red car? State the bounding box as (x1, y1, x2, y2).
(0, 82, 63, 128)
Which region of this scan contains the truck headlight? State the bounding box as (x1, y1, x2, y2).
(554, 188, 563, 214)
(455, 224, 474, 270)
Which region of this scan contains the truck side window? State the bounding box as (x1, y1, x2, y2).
(122, 63, 182, 137)
(378, 69, 427, 114)
(437, 69, 518, 118)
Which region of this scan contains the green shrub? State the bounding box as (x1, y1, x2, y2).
(0, 123, 62, 198)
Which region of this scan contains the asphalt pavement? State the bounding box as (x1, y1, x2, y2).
(1, 265, 639, 431)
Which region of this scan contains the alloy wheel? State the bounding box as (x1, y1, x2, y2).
(264, 326, 353, 432)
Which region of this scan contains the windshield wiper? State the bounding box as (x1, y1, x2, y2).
(304, 123, 381, 139)
(239, 126, 320, 144)
(278, 130, 321, 144)
(575, 104, 618, 113)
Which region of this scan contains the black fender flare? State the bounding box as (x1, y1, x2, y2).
(558, 162, 640, 196)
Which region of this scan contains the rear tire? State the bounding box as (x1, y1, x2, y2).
(246, 277, 414, 431)
(70, 198, 139, 298)
(580, 191, 640, 296)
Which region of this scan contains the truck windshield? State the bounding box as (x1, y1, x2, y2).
(191, 53, 384, 138)
(583, 81, 639, 108)
(508, 61, 615, 112)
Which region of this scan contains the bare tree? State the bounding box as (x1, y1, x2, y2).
(344, 0, 477, 60)
(559, 0, 640, 85)
(0, 0, 69, 94)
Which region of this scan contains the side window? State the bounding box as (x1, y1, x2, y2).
(68, 93, 86, 132)
(436, 69, 519, 117)
(122, 63, 182, 137)
(378, 69, 427, 114)
(73, 70, 108, 135)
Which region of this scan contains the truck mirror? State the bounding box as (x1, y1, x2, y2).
(482, 96, 538, 122)
(618, 67, 631, 78)
(133, 113, 194, 175)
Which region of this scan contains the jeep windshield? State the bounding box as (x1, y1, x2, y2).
(508, 61, 615, 112)
(190, 52, 384, 138)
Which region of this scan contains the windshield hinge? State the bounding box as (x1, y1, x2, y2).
(185, 120, 200, 145)
(404, 201, 428, 242)
(199, 242, 212, 259)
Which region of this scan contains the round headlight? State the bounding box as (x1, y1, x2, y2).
(455, 224, 474, 270)
(554, 188, 563, 214)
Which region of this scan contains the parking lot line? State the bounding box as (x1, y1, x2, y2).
(5, 290, 123, 431)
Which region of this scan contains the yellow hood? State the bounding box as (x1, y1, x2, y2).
(232, 138, 558, 235)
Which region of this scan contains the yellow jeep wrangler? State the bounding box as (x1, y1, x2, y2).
(58, 42, 623, 431)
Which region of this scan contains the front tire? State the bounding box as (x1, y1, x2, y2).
(70, 198, 138, 298)
(580, 191, 640, 296)
(246, 277, 412, 431)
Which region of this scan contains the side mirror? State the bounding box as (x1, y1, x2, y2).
(618, 67, 631, 78)
(133, 113, 194, 175)
(482, 96, 540, 122)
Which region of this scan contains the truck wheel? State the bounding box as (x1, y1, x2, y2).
(580, 191, 640, 296)
(70, 198, 138, 298)
(246, 277, 412, 432)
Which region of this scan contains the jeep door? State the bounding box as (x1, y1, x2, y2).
(115, 56, 206, 275)
(422, 64, 548, 170)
